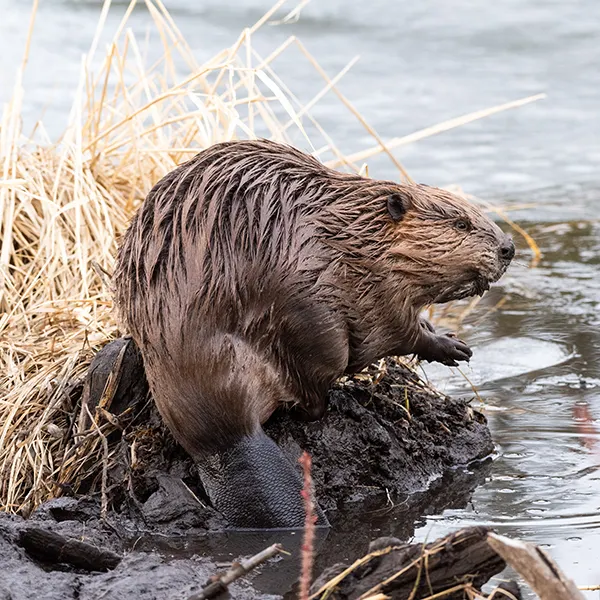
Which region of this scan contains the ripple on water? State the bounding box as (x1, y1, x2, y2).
(422, 336, 573, 394)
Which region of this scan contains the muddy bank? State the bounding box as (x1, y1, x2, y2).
(0, 508, 509, 600)
(0, 508, 277, 600)
(0, 339, 496, 598)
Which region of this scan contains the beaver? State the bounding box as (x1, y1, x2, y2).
(113, 139, 514, 528)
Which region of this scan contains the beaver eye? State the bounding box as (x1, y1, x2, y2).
(455, 219, 470, 232)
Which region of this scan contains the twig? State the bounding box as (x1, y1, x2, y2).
(187, 543, 284, 600)
(299, 451, 317, 600)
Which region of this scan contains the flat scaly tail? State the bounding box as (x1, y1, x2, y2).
(197, 427, 329, 529)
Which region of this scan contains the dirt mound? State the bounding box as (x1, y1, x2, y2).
(0, 339, 495, 599)
(76, 338, 493, 532)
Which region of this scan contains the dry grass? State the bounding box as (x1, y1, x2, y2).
(0, 0, 542, 515)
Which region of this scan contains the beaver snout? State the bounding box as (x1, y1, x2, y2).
(498, 236, 515, 263)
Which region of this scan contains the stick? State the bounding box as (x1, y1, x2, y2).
(487, 533, 585, 600)
(188, 543, 284, 600)
(18, 527, 121, 572)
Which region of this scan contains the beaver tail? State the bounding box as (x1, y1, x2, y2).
(197, 428, 329, 529)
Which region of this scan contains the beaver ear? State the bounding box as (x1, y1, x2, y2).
(387, 192, 410, 222)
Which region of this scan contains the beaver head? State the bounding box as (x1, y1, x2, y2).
(383, 184, 514, 305)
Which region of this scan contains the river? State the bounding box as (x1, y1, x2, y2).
(2, 0, 600, 597)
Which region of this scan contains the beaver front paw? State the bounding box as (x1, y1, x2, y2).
(418, 332, 472, 367)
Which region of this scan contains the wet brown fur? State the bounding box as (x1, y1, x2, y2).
(114, 139, 510, 457)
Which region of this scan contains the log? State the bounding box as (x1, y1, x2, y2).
(310, 526, 505, 599)
(18, 527, 121, 572)
(487, 533, 585, 600)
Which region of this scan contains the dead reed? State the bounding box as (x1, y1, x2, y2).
(0, 0, 542, 514)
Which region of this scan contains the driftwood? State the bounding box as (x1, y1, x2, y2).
(310, 526, 505, 599)
(488, 533, 586, 600)
(18, 527, 121, 572)
(187, 543, 284, 600)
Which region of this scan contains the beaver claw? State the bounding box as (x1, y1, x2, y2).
(419, 317, 436, 334)
(418, 332, 472, 367)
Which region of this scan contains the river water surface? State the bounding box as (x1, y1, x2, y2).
(2, 0, 600, 597)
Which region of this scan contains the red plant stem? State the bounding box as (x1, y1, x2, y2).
(299, 451, 317, 600)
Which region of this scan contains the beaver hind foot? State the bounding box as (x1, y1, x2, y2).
(197, 429, 329, 529)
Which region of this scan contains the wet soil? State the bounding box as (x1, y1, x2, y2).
(83, 338, 494, 526)
(0, 507, 506, 599)
(0, 339, 495, 598)
(0, 507, 276, 600)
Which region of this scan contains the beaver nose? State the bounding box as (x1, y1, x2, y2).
(499, 238, 515, 262)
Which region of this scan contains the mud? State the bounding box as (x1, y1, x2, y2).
(0, 508, 277, 600)
(80, 338, 493, 531)
(0, 338, 496, 598)
(0, 505, 506, 599)
(266, 361, 493, 513)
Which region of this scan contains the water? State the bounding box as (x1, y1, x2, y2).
(3, 0, 600, 199)
(417, 218, 600, 596)
(3, 0, 600, 596)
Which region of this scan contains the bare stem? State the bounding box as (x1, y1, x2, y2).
(299, 451, 317, 600)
